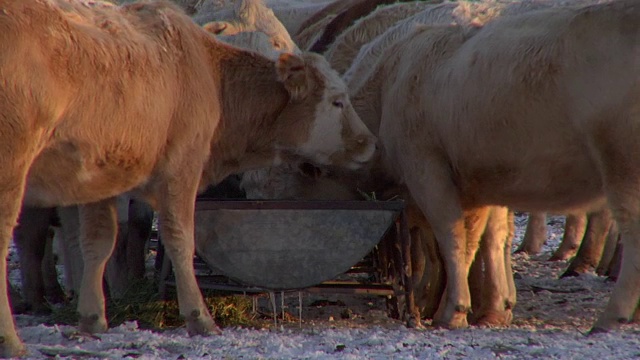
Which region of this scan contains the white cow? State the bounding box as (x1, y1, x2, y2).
(371, 1, 639, 330)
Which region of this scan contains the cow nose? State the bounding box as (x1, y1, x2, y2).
(351, 134, 377, 164)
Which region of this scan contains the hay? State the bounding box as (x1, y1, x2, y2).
(48, 277, 260, 330)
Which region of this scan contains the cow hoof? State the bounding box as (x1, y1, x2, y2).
(475, 310, 513, 327)
(0, 334, 27, 358)
(590, 315, 627, 334)
(78, 313, 108, 334)
(548, 254, 566, 261)
(406, 315, 425, 330)
(433, 311, 468, 329)
(559, 269, 580, 278)
(549, 249, 577, 262)
(588, 326, 609, 335)
(186, 311, 221, 336)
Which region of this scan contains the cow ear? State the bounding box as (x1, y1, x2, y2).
(276, 53, 309, 101)
(203, 21, 241, 36)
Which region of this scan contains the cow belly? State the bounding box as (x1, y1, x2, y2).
(456, 155, 605, 213)
(23, 145, 156, 207)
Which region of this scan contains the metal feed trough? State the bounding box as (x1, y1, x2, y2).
(159, 199, 417, 322)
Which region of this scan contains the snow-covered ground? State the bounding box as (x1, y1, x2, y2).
(8, 214, 640, 359)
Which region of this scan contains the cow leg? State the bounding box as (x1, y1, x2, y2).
(593, 220, 640, 331)
(474, 206, 513, 327)
(596, 221, 620, 276)
(562, 209, 613, 278)
(410, 227, 427, 313)
(105, 198, 153, 300)
(406, 161, 483, 328)
(462, 207, 491, 312)
(605, 241, 623, 282)
(105, 195, 133, 299)
(592, 136, 640, 332)
(0, 163, 35, 357)
(57, 205, 83, 298)
(156, 177, 219, 336)
(432, 207, 490, 329)
(12, 207, 55, 314)
(126, 199, 153, 280)
(468, 249, 483, 317)
(42, 227, 65, 305)
(549, 213, 587, 261)
(77, 199, 119, 334)
(505, 211, 517, 312)
(421, 228, 445, 320)
(515, 212, 546, 255)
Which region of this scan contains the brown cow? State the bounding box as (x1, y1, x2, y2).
(371, 1, 640, 331)
(0, 0, 376, 357)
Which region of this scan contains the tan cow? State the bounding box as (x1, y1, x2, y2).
(10, 0, 301, 310)
(194, 0, 301, 57)
(194, 0, 336, 36)
(371, 0, 640, 330)
(0, 0, 376, 357)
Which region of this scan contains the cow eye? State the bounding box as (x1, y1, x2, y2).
(332, 100, 344, 108)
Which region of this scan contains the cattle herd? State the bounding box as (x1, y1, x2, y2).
(0, 0, 638, 357)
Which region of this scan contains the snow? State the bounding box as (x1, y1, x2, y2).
(13, 319, 640, 359)
(9, 213, 640, 359)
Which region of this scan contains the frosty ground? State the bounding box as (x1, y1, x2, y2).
(9, 214, 640, 359)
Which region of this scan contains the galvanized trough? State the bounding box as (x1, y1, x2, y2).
(193, 200, 405, 290)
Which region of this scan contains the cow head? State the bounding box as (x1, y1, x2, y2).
(273, 52, 377, 170)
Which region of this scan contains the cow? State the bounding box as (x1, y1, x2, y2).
(324, 1, 433, 74)
(294, 0, 361, 37)
(369, 0, 640, 331)
(244, 0, 624, 329)
(242, 0, 530, 326)
(194, 0, 301, 57)
(10, 207, 66, 314)
(516, 209, 619, 278)
(193, 0, 336, 37)
(0, 0, 376, 357)
(307, 0, 445, 54)
(9, 0, 299, 312)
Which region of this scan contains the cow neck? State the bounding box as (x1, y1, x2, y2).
(204, 40, 291, 185)
(349, 71, 383, 136)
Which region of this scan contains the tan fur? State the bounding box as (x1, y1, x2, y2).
(194, 0, 335, 35)
(0, 0, 375, 356)
(373, 1, 640, 330)
(197, 0, 301, 58)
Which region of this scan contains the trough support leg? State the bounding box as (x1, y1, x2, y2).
(399, 208, 421, 328)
